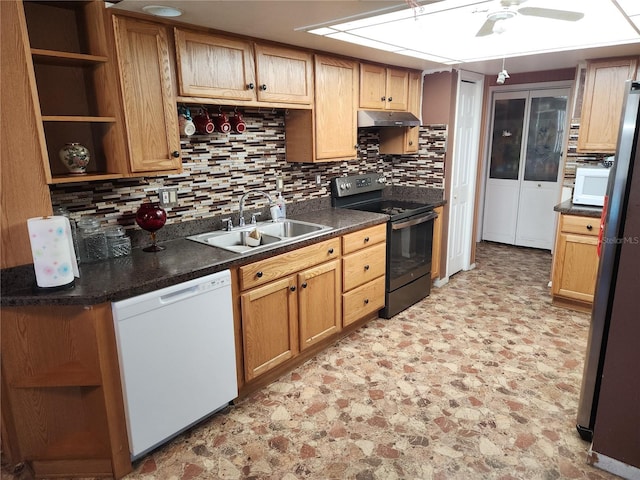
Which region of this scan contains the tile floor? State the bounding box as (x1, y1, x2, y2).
(4, 242, 620, 480)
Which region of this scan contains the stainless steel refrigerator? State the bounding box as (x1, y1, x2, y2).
(576, 80, 640, 442)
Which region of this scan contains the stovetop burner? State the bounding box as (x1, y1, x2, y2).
(343, 200, 434, 221)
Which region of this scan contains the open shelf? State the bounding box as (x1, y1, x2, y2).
(24, 0, 127, 184)
(42, 115, 116, 122)
(32, 48, 107, 65)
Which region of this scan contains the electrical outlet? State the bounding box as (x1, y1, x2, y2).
(158, 187, 178, 208)
(315, 174, 322, 186)
(276, 176, 284, 191)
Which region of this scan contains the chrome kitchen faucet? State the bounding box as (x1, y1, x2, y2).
(238, 190, 275, 227)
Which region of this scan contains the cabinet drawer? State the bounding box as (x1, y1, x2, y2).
(342, 242, 386, 291)
(560, 215, 599, 236)
(342, 224, 386, 254)
(343, 276, 385, 327)
(240, 238, 341, 290)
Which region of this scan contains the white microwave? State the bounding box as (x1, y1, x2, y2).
(573, 166, 611, 207)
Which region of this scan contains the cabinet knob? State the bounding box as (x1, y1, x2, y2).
(247, 83, 255, 90)
(301, 282, 308, 289)
(408, 141, 413, 146)
(171, 151, 180, 158)
(364, 298, 369, 305)
(256, 271, 263, 278)
(381, 96, 386, 102)
(364, 236, 370, 243)
(290, 285, 296, 292)
(364, 264, 370, 271)
(388, 96, 393, 102)
(260, 84, 267, 91)
(328, 248, 334, 254)
(586, 224, 593, 230)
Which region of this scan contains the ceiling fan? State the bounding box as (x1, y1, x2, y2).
(475, 0, 584, 37)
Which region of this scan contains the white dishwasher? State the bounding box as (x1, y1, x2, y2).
(111, 270, 237, 459)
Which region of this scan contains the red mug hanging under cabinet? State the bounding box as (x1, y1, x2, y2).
(215, 111, 231, 134)
(193, 110, 214, 135)
(230, 112, 246, 133)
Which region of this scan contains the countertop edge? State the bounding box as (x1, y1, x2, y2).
(554, 199, 603, 218)
(1, 209, 388, 307)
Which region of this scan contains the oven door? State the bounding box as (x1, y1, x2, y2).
(387, 211, 437, 292)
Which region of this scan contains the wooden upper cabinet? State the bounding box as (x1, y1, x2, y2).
(577, 56, 638, 153)
(174, 28, 256, 101)
(314, 55, 359, 160)
(112, 16, 181, 173)
(359, 63, 409, 111)
(254, 43, 313, 105)
(379, 70, 422, 155)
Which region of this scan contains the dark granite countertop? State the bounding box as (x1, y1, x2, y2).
(1, 208, 388, 307)
(554, 199, 603, 218)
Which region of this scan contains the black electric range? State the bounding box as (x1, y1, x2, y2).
(331, 173, 437, 318)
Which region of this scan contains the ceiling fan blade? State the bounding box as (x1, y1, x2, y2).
(518, 7, 584, 21)
(476, 18, 497, 37)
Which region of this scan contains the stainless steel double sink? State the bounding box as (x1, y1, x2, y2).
(187, 219, 333, 254)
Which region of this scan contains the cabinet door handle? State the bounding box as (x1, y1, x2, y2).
(364, 265, 370, 271)
(364, 298, 369, 305)
(247, 83, 255, 90)
(171, 151, 180, 158)
(301, 282, 308, 289)
(586, 224, 593, 230)
(328, 248, 334, 254)
(256, 271, 263, 278)
(260, 84, 267, 91)
(290, 285, 296, 292)
(388, 96, 393, 102)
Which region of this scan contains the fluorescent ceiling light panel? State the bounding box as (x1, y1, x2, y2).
(304, 0, 640, 66)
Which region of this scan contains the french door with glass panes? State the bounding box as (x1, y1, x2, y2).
(482, 88, 569, 250)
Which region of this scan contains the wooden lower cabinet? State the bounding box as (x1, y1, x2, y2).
(431, 206, 443, 280)
(298, 259, 342, 350)
(341, 225, 387, 326)
(1, 303, 131, 479)
(551, 213, 600, 312)
(241, 276, 299, 381)
(238, 238, 341, 383)
(238, 226, 387, 386)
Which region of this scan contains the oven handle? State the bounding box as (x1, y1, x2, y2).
(391, 211, 438, 230)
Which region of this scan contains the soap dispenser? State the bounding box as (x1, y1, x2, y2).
(275, 192, 286, 220)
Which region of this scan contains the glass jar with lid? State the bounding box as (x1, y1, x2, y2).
(77, 216, 108, 263)
(105, 225, 132, 258)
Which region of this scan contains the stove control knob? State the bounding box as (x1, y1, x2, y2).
(340, 183, 347, 190)
(345, 182, 352, 190)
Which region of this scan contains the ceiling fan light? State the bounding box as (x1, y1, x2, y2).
(493, 18, 508, 34)
(142, 5, 183, 17)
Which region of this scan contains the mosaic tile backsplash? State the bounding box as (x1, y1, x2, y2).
(49, 109, 447, 233)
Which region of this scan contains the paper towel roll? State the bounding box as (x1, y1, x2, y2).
(28, 216, 79, 289)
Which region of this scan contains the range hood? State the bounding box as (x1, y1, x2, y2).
(357, 110, 421, 128)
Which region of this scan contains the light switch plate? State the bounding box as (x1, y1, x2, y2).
(158, 187, 178, 208)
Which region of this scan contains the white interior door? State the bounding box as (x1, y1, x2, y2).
(482, 88, 568, 250)
(515, 90, 568, 249)
(448, 72, 483, 277)
(482, 91, 527, 245)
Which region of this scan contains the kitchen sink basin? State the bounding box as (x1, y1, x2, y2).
(187, 219, 332, 254)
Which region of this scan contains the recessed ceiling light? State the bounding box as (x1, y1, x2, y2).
(142, 5, 183, 17)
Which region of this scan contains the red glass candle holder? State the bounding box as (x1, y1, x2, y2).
(136, 203, 167, 252)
